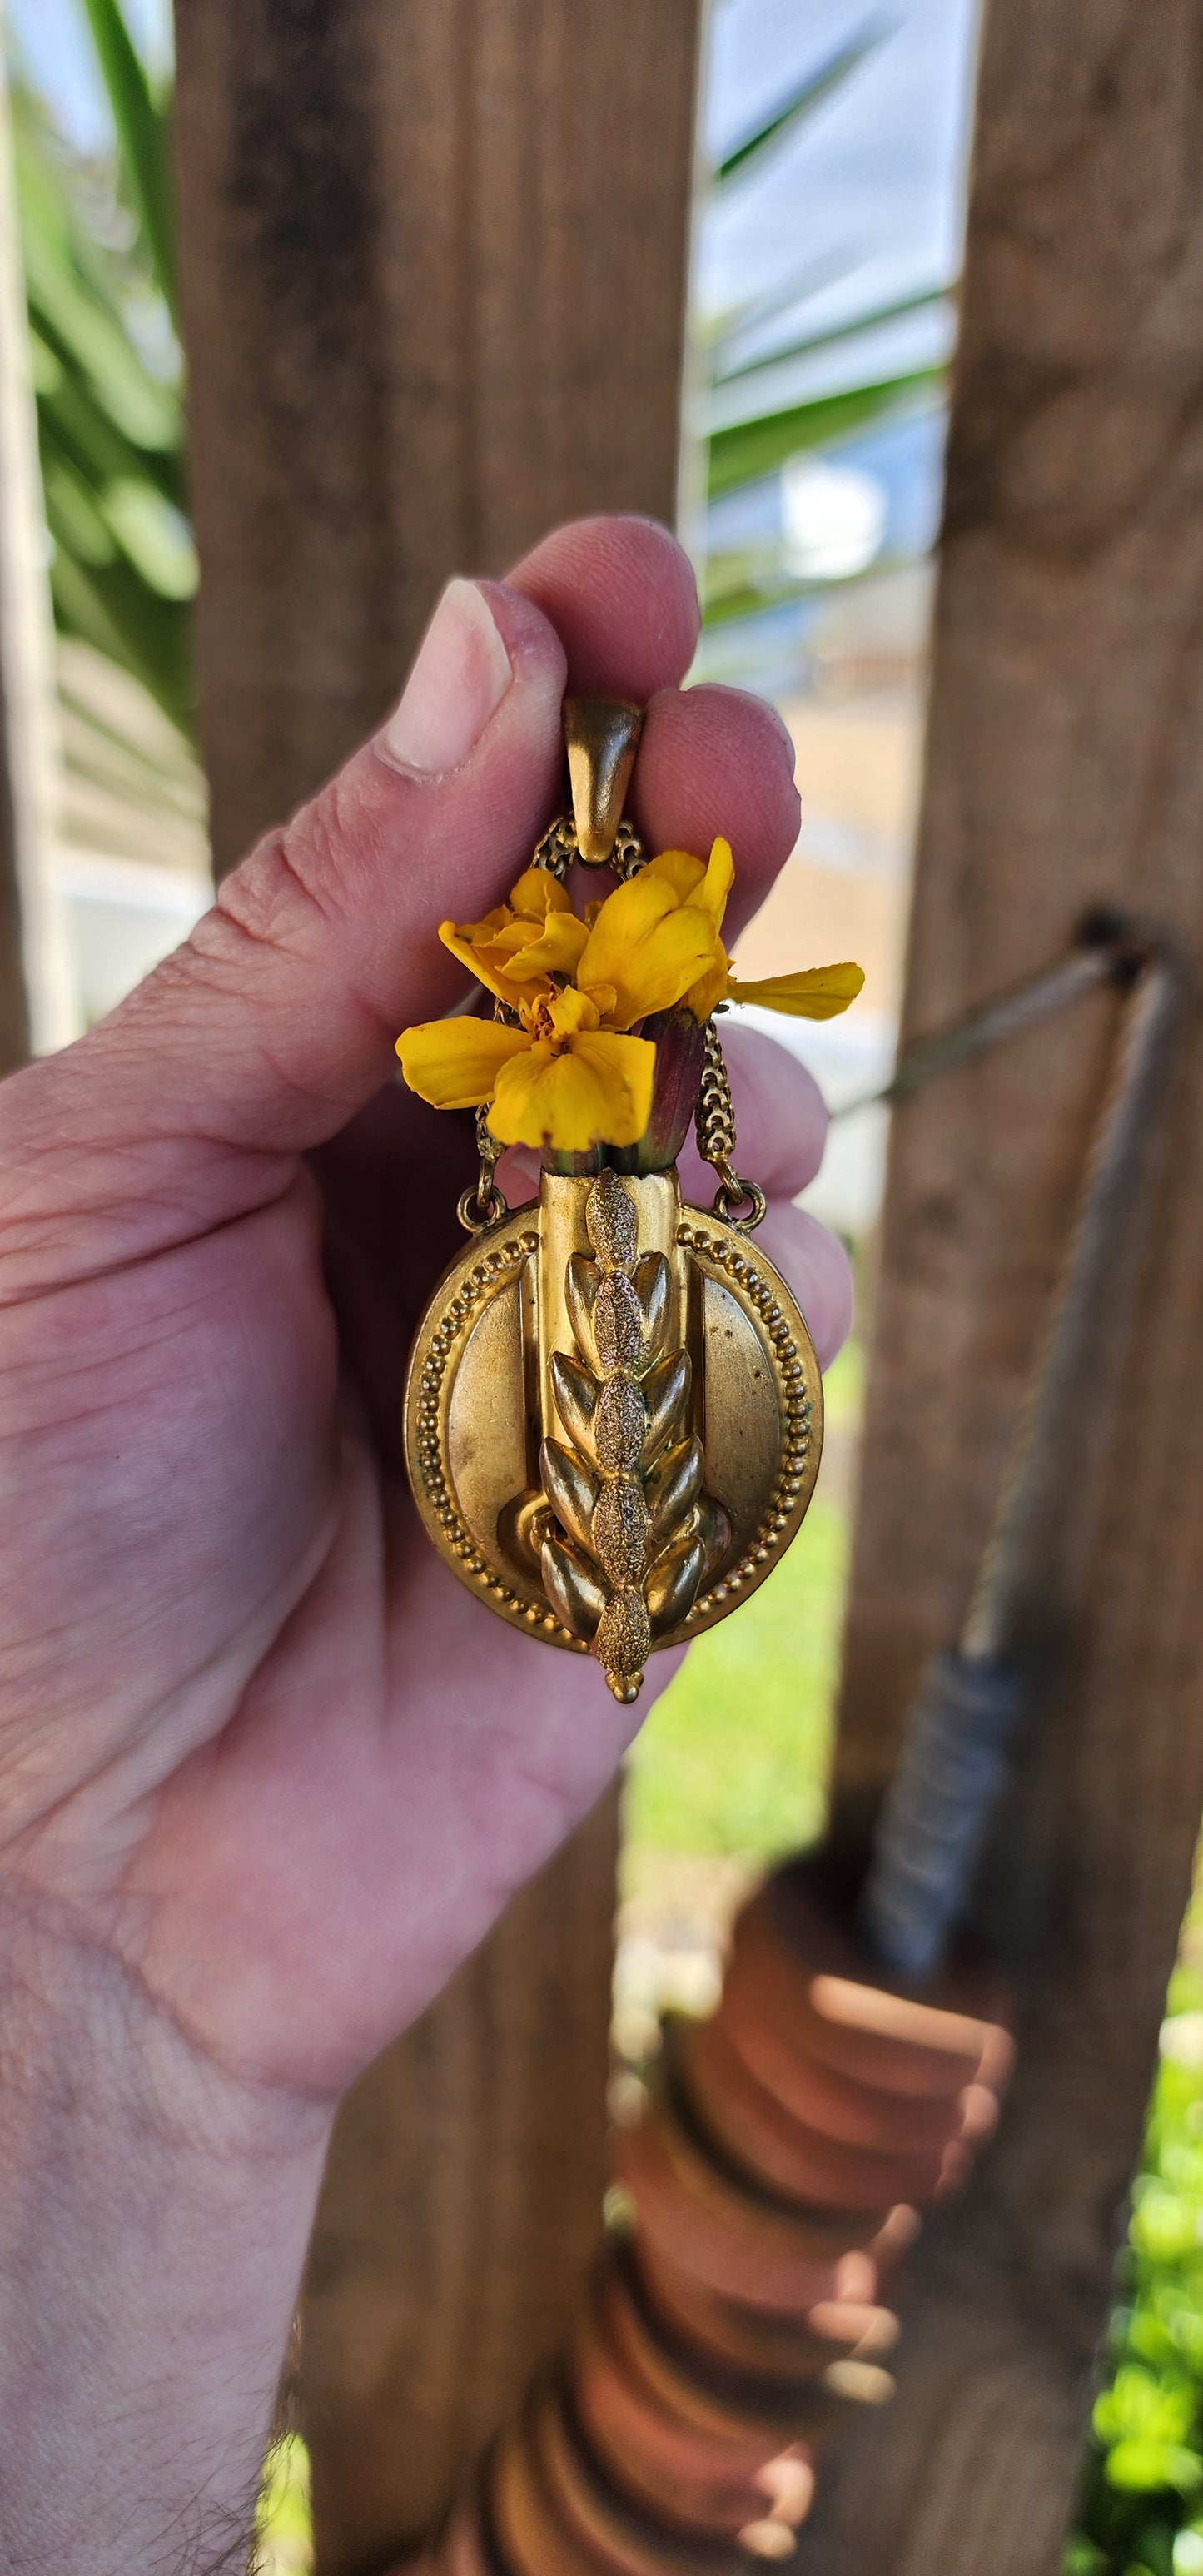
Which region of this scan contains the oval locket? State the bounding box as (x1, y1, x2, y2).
(404, 1163, 822, 1703)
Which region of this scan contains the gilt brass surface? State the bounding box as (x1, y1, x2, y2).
(563, 698, 644, 866)
(403, 1168, 823, 1700)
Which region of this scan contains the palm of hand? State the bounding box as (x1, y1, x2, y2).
(1, 1077, 608, 2092)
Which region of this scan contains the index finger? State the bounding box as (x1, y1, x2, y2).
(509, 515, 802, 937)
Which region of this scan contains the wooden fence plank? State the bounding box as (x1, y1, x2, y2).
(174, 0, 702, 880)
(172, 6, 701, 2563)
(801, 4, 1203, 2569)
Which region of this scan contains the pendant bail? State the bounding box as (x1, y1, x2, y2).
(563, 697, 644, 867)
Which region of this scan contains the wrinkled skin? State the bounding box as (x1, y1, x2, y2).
(0, 517, 858, 2576)
(0, 515, 850, 2103)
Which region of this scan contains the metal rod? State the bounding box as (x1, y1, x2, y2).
(832, 915, 1150, 1121)
(961, 945, 1182, 1662)
(859, 926, 1185, 1982)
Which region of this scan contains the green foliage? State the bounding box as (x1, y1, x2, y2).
(700, 29, 949, 599)
(626, 1343, 862, 1860)
(713, 22, 887, 187)
(708, 368, 939, 510)
(625, 1481, 845, 1856)
(78, 0, 176, 321)
(255, 2435, 313, 2574)
(1066, 1918, 1203, 2574)
(13, 0, 196, 739)
(713, 283, 948, 395)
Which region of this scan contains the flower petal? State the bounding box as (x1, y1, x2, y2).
(510, 913, 590, 979)
(455, 903, 514, 941)
(438, 918, 527, 1006)
(726, 961, 866, 1020)
(396, 1015, 531, 1109)
(643, 848, 706, 902)
(490, 1030, 656, 1151)
(643, 839, 732, 929)
(507, 865, 574, 921)
(547, 985, 602, 1036)
(475, 912, 590, 986)
(578, 873, 725, 1027)
(698, 836, 734, 927)
(683, 952, 732, 1022)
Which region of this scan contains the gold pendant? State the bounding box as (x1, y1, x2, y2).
(401, 698, 824, 1702)
(404, 1162, 822, 1702)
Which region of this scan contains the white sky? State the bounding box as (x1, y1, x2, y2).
(700, 0, 979, 397)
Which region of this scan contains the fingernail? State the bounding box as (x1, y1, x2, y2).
(382, 579, 512, 773)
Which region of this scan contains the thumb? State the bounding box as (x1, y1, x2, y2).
(19, 579, 567, 1167)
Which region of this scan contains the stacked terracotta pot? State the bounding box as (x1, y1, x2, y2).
(414, 1857, 1012, 2574)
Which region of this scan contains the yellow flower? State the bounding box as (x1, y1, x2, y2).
(397, 981, 656, 1152)
(640, 838, 865, 1023)
(395, 835, 864, 1156)
(438, 865, 589, 1007)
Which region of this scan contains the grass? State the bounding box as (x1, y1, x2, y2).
(1066, 1889, 1203, 2576)
(623, 1339, 862, 1864)
(255, 2436, 312, 2574)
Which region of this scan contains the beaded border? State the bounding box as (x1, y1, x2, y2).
(675, 1222, 816, 1625)
(407, 1224, 584, 1647)
(405, 1211, 820, 1653)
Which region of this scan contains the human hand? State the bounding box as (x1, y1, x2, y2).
(0, 517, 849, 2107)
(0, 515, 855, 2573)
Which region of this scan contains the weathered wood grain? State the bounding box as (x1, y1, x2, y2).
(172, 6, 701, 2564)
(301, 1800, 618, 2568)
(802, 4, 1203, 2569)
(173, 0, 701, 879)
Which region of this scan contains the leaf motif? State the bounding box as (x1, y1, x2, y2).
(542, 1534, 607, 1640)
(642, 1350, 692, 1466)
(646, 1435, 704, 1539)
(633, 1253, 672, 1362)
(565, 1254, 600, 1375)
(695, 1493, 733, 1579)
(540, 1176, 722, 1697)
(540, 1439, 599, 1556)
(496, 1489, 554, 1584)
(550, 1350, 599, 1465)
(647, 1530, 707, 1632)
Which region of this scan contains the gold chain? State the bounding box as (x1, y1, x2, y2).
(694, 1020, 767, 1229)
(457, 1106, 510, 1234)
(533, 816, 645, 881)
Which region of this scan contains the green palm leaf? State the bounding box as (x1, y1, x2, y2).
(707, 368, 941, 501)
(713, 22, 889, 187)
(713, 283, 950, 391)
(12, 12, 196, 750)
(79, 0, 177, 321)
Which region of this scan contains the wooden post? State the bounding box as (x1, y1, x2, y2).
(173, 0, 702, 880)
(800, 4, 1203, 2569)
(171, 5, 702, 2564)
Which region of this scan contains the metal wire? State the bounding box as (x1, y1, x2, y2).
(861, 922, 1186, 1981)
(831, 914, 1153, 1121)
